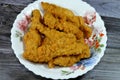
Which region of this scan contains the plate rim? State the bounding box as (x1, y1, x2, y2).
(11, 0, 107, 79)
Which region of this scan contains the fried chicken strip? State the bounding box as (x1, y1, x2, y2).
(23, 10, 42, 62)
(48, 43, 90, 68)
(41, 2, 74, 20)
(29, 9, 42, 30)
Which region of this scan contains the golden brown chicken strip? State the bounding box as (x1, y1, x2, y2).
(41, 2, 81, 27)
(29, 9, 42, 30)
(41, 2, 74, 20)
(23, 10, 42, 62)
(48, 43, 90, 68)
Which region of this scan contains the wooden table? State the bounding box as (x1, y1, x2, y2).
(0, 0, 120, 80)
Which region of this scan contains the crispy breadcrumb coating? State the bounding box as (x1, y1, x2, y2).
(23, 2, 92, 68)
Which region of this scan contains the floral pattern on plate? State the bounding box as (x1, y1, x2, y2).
(15, 10, 105, 76)
(61, 11, 105, 75)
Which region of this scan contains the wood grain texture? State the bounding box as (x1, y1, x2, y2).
(0, 0, 120, 18)
(0, 0, 120, 80)
(83, 0, 120, 18)
(102, 16, 120, 49)
(0, 0, 34, 6)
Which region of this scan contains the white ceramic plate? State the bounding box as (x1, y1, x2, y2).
(11, 0, 107, 79)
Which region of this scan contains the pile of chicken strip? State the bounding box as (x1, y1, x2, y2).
(23, 2, 92, 68)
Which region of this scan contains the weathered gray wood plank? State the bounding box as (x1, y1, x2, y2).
(0, 1, 120, 80)
(1, 48, 120, 80)
(102, 17, 120, 49)
(0, 0, 120, 18)
(79, 48, 120, 80)
(83, 0, 120, 18)
(0, 0, 34, 6)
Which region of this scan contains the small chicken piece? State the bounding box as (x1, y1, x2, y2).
(78, 16, 92, 38)
(41, 2, 74, 20)
(30, 9, 42, 30)
(23, 9, 42, 62)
